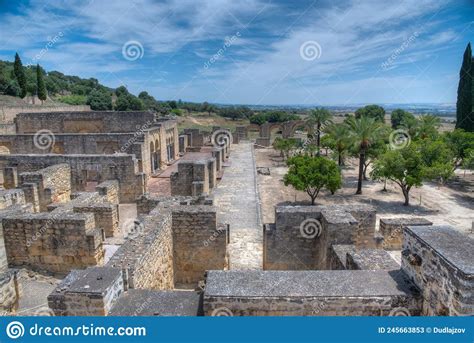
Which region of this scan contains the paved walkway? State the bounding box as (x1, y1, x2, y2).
(213, 142, 263, 269)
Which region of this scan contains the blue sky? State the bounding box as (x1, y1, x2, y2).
(0, 0, 473, 105)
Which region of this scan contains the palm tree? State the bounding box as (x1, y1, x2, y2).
(306, 108, 332, 156)
(416, 114, 441, 139)
(324, 123, 351, 166)
(346, 116, 385, 194)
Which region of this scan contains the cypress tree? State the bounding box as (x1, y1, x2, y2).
(456, 43, 473, 131)
(13, 52, 27, 98)
(36, 64, 47, 104)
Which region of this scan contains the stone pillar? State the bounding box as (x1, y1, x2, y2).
(3, 167, 18, 189)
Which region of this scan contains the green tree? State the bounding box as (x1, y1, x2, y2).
(444, 129, 474, 170)
(456, 43, 473, 132)
(355, 104, 386, 123)
(249, 113, 267, 125)
(371, 145, 424, 206)
(463, 149, 474, 170)
(115, 85, 129, 97)
(346, 116, 385, 194)
(400, 114, 419, 138)
(306, 108, 332, 156)
(418, 139, 455, 184)
(391, 109, 415, 128)
(87, 89, 112, 110)
(273, 137, 297, 159)
(284, 155, 342, 205)
(416, 115, 441, 139)
(116, 93, 144, 111)
(168, 100, 178, 109)
(13, 53, 27, 98)
(36, 64, 47, 103)
(324, 123, 351, 165)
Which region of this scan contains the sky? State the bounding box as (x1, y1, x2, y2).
(0, 0, 473, 105)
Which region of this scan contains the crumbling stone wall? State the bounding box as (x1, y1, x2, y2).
(171, 159, 215, 196)
(172, 206, 225, 285)
(48, 181, 120, 238)
(0, 270, 19, 314)
(107, 204, 174, 290)
(0, 154, 145, 203)
(183, 129, 208, 147)
(264, 205, 376, 270)
(19, 164, 71, 212)
(109, 198, 224, 289)
(48, 267, 123, 316)
(402, 225, 473, 316)
(2, 211, 104, 273)
(179, 135, 188, 154)
(380, 218, 432, 250)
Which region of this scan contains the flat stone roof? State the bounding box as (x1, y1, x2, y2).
(67, 267, 122, 295)
(347, 249, 400, 271)
(205, 270, 418, 298)
(109, 290, 202, 316)
(406, 225, 474, 275)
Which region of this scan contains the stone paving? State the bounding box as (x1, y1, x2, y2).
(213, 142, 263, 270)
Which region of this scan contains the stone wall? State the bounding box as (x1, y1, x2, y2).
(179, 135, 188, 154)
(19, 163, 71, 212)
(15, 111, 155, 134)
(0, 105, 90, 125)
(172, 206, 225, 285)
(0, 269, 19, 314)
(183, 129, 208, 147)
(107, 204, 174, 290)
(346, 248, 400, 271)
(48, 181, 120, 238)
(0, 154, 145, 203)
(401, 225, 473, 316)
(48, 267, 123, 316)
(171, 159, 215, 196)
(2, 211, 104, 273)
(203, 270, 422, 316)
(380, 218, 432, 250)
(264, 205, 376, 270)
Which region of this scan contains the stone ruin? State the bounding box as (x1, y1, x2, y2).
(0, 110, 472, 317)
